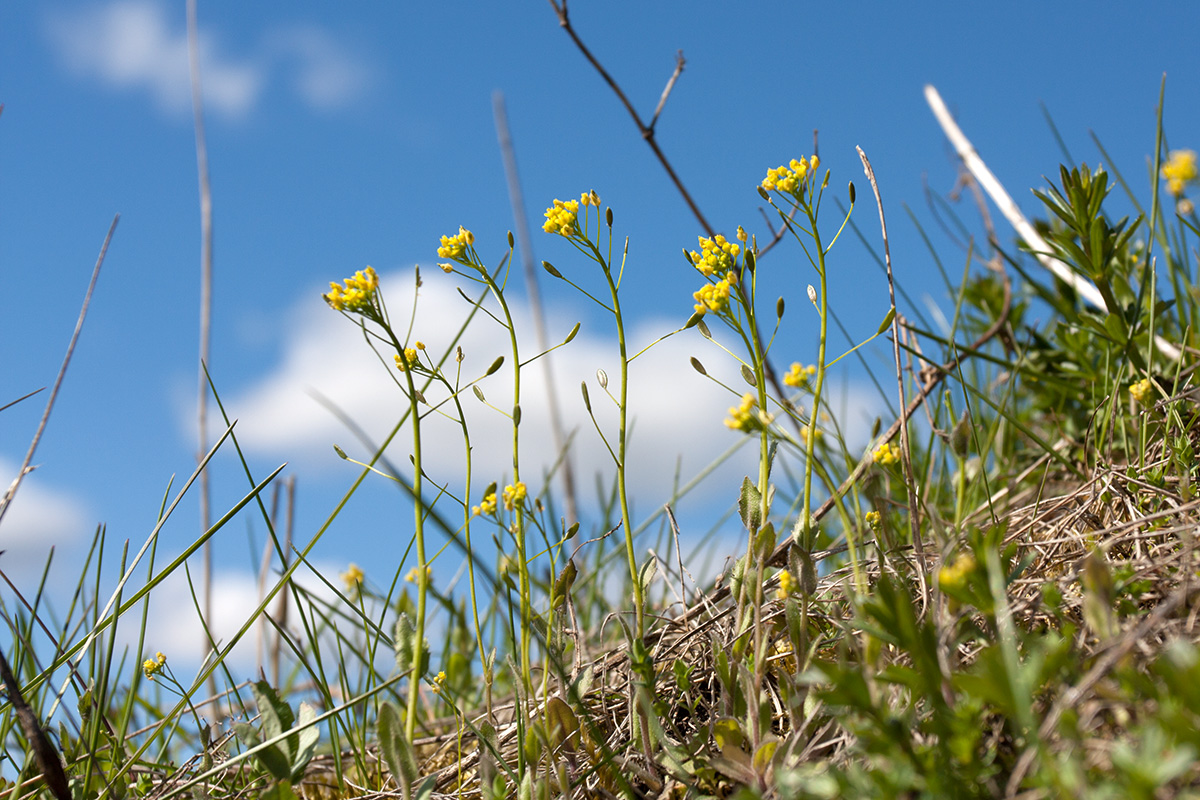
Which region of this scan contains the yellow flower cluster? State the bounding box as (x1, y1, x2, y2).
(324, 267, 379, 313)
(394, 348, 419, 372)
(437, 226, 475, 260)
(472, 489, 497, 517)
(775, 569, 794, 600)
(725, 393, 760, 432)
(1129, 377, 1153, 405)
(762, 156, 820, 196)
(784, 362, 817, 388)
(430, 670, 447, 695)
(873, 442, 901, 466)
(502, 482, 527, 511)
(142, 651, 166, 680)
(689, 234, 741, 277)
(543, 198, 580, 237)
(1162, 150, 1197, 197)
(341, 563, 364, 593)
(693, 271, 738, 315)
(938, 552, 977, 593)
(865, 510, 881, 530)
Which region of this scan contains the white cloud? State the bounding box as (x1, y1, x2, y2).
(224, 268, 885, 517)
(0, 457, 91, 570)
(44, 2, 370, 119)
(46, 1, 260, 117)
(265, 25, 371, 111)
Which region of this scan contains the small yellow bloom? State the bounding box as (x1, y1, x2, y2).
(736, 226, 747, 243)
(761, 155, 819, 197)
(472, 490, 498, 517)
(581, 190, 601, 206)
(865, 510, 881, 530)
(1162, 149, 1197, 197)
(437, 226, 475, 260)
(693, 273, 736, 315)
(394, 348, 419, 372)
(1129, 377, 1153, 405)
(688, 234, 741, 277)
(724, 393, 761, 432)
(872, 442, 901, 466)
(142, 652, 167, 680)
(783, 362, 817, 388)
(502, 482, 527, 511)
(776, 569, 794, 600)
(938, 553, 976, 593)
(543, 198, 580, 236)
(430, 670, 447, 695)
(324, 267, 379, 314)
(341, 563, 364, 592)
(439, 262, 454, 273)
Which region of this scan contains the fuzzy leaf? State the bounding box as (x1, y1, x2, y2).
(739, 476, 763, 534)
(377, 701, 418, 790)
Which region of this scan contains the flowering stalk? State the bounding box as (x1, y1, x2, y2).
(438, 229, 536, 695)
(543, 193, 646, 638)
(324, 267, 430, 741)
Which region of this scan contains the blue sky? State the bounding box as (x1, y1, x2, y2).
(2, 1, 1198, 663)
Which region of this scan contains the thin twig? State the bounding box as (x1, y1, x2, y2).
(547, 0, 713, 236)
(858, 146, 929, 603)
(0, 216, 118, 528)
(493, 91, 578, 524)
(649, 51, 685, 131)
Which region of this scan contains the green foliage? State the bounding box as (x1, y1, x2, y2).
(233, 681, 319, 787)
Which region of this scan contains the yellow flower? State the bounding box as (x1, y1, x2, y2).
(502, 482, 527, 511)
(1129, 377, 1153, 405)
(776, 569, 794, 600)
(394, 348, 419, 372)
(1162, 149, 1197, 197)
(736, 226, 748, 243)
(938, 553, 976, 593)
(692, 272, 736, 315)
(543, 198, 580, 236)
(472, 490, 498, 517)
(324, 267, 379, 314)
(688, 234, 741, 277)
(724, 393, 763, 432)
(783, 362, 817, 388)
(437, 226, 475, 260)
(341, 563, 364, 592)
(761, 155, 819, 197)
(439, 262, 454, 273)
(580, 190, 601, 206)
(405, 565, 431, 584)
(430, 670, 447, 695)
(142, 652, 166, 680)
(865, 510, 881, 530)
(872, 442, 901, 466)
(770, 637, 797, 674)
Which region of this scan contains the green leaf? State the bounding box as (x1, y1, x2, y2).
(738, 476, 762, 534)
(377, 701, 418, 790)
(291, 702, 319, 782)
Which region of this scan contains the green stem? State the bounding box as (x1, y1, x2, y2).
(595, 241, 644, 639)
